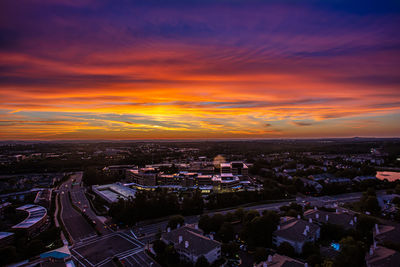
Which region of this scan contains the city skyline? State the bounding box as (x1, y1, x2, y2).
(1, 0, 400, 140)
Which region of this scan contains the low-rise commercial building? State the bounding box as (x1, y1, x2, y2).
(92, 183, 137, 203)
(212, 174, 241, 189)
(34, 188, 52, 209)
(219, 162, 248, 176)
(103, 165, 137, 178)
(12, 204, 48, 236)
(127, 168, 157, 186)
(0, 202, 11, 219)
(0, 231, 14, 247)
(108, 161, 253, 191)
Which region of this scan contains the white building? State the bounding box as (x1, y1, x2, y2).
(303, 208, 357, 230)
(273, 217, 320, 254)
(161, 225, 221, 264)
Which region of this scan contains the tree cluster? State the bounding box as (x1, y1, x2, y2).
(206, 188, 286, 210)
(82, 167, 120, 186)
(109, 189, 204, 225)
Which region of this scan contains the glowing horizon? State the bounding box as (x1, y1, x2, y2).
(1, 0, 400, 140)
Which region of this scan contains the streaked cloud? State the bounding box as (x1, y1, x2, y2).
(0, 0, 399, 139)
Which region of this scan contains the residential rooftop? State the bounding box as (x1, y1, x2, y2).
(366, 246, 400, 267)
(303, 208, 357, 229)
(257, 253, 305, 267)
(162, 225, 221, 257)
(374, 223, 400, 245)
(274, 217, 320, 243)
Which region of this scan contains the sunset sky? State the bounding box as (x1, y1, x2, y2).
(1, 0, 399, 140)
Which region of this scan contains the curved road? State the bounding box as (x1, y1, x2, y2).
(60, 173, 97, 242)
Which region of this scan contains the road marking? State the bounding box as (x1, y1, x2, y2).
(79, 234, 97, 242)
(121, 231, 143, 244)
(137, 252, 149, 264)
(116, 247, 143, 259)
(73, 232, 121, 249)
(96, 248, 141, 267)
(71, 254, 88, 267)
(130, 255, 141, 265)
(74, 239, 143, 267)
(118, 232, 143, 247)
(72, 248, 95, 267)
(124, 256, 133, 266)
(118, 249, 144, 260)
(130, 229, 138, 239)
(96, 255, 115, 267)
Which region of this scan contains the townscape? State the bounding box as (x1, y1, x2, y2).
(1, 139, 400, 267)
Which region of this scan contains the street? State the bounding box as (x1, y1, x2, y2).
(68, 172, 111, 235)
(60, 173, 97, 242)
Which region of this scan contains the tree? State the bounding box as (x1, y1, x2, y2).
(363, 196, 381, 216)
(182, 192, 204, 215)
(234, 208, 245, 221)
(195, 256, 210, 267)
(167, 215, 185, 230)
(280, 202, 303, 217)
(199, 215, 212, 234)
(164, 245, 180, 266)
(294, 178, 305, 192)
(307, 253, 322, 267)
(156, 228, 162, 240)
(0, 246, 17, 266)
(320, 223, 346, 242)
(321, 260, 334, 267)
(241, 210, 279, 247)
(253, 247, 268, 264)
(334, 237, 366, 267)
(356, 215, 377, 246)
(153, 240, 181, 267)
(395, 184, 400, 195)
(108, 189, 181, 225)
(27, 239, 44, 257)
(83, 167, 118, 186)
(209, 213, 225, 233)
(277, 242, 295, 257)
(190, 189, 204, 214)
(366, 187, 376, 197)
(302, 242, 321, 266)
(153, 240, 167, 256)
(302, 242, 319, 257)
(218, 222, 235, 243)
(243, 210, 259, 224)
(222, 242, 239, 258)
(359, 188, 381, 216)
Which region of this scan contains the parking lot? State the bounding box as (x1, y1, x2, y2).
(72, 232, 143, 266)
(120, 250, 160, 266)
